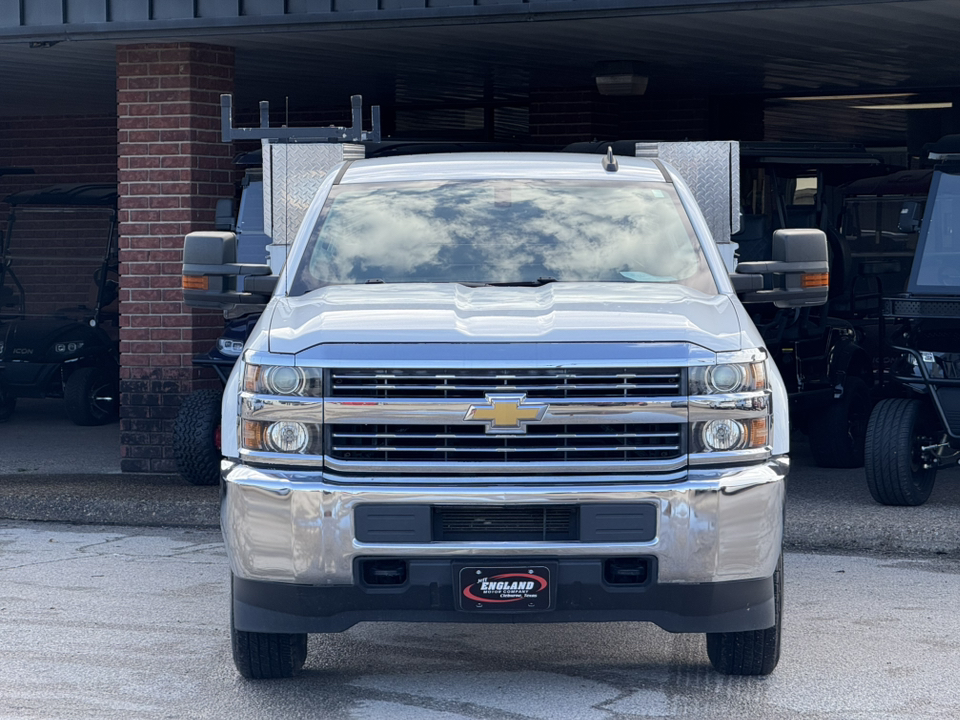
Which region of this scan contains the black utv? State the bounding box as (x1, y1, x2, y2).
(860, 137, 960, 505)
(0, 183, 120, 425)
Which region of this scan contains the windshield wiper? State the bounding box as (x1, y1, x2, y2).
(489, 277, 559, 287)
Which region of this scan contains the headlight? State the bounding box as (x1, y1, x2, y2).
(54, 341, 84, 354)
(697, 417, 769, 452)
(690, 358, 771, 460)
(689, 362, 766, 395)
(242, 419, 322, 455)
(243, 363, 323, 396)
(217, 338, 244, 357)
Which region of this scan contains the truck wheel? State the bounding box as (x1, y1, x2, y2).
(173, 389, 223, 486)
(706, 553, 782, 676)
(64, 366, 119, 426)
(865, 398, 938, 506)
(231, 601, 308, 679)
(808, 376, 871, 468)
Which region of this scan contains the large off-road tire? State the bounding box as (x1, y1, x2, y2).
(231, 595, 308, 679)
(64, 365, 119, 426)
(809, 376, 872, 468)
(706, 553, 782, 676)
(865, 398, 938, 506)
(173, 388, 223, 486)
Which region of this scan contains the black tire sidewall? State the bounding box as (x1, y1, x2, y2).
(173, 388, 223, 486)
(64, 365, 118, 426)
(865, 397, 938, 506)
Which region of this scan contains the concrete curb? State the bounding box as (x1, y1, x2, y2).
(0, 474, 219, 529)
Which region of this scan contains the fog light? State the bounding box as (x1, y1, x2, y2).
(265, 421, 309, 453)
(701, 419, 745, 451)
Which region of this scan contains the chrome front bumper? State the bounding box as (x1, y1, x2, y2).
(221, 458, 787, 586)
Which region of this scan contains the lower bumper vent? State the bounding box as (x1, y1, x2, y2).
(434, 505, 578, 542)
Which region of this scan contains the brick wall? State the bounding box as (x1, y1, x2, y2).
(117, 42, 235, 473)
(0, 116, 117, 318)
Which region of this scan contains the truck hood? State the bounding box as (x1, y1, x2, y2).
(267, 283, 744, 355)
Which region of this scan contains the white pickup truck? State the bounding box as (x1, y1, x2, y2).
(182, 150, 829, 679)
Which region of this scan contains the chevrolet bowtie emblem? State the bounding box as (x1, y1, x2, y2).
(464, 393, 547, 434)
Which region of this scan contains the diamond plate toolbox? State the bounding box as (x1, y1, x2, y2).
(261, 141, 365, 246)
(635, 141, 740, 243)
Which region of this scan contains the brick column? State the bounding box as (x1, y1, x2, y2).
(117, 43, 235, 473)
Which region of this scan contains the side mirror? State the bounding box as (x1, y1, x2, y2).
(898, 201, 922, 234)
(732, 228, 829, 308)
(182, 231, 276, 309)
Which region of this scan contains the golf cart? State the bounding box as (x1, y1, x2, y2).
(0, 183, 120, 425)
(862, 136, 960, 505)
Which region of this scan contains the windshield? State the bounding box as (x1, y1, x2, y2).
(289, 179, 716, 295)
(909, 171, 960, 294)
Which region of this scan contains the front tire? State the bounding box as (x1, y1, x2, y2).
(706, 553, 782, 676)
(865, 398, 938, 506)
(809, 376, 871, 468)
(64, 365, 119, 426)
(173, 388, 222, 486)
(231, 595, 308, 679)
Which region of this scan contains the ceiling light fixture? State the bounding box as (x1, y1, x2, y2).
(851, 102, 953, 110)
(594, 61, 648, 96)
(779, 93, 915, 102)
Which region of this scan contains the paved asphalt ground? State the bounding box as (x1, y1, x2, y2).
(1, 397, 959, 556)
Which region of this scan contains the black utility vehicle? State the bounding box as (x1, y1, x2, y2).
(0, 184, 120, 425)
(735, 143, 899, 468)
(863, 137, 960, 505)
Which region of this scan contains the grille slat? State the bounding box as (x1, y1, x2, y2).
(329, 367, 682, 400)
(328, 423, 683, 463)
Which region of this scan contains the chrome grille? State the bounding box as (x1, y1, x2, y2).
(328, 423, 683, 464)
(328, 367, 682, 399)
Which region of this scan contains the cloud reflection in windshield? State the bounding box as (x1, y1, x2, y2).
(293, 180, 714, 293)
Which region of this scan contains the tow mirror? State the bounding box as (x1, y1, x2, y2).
(182, 231, 276, 309)
(732, 228, 829, 308)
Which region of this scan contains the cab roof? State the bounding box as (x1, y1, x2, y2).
(340, 152, 668, 185)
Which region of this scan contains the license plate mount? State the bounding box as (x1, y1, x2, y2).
(457, 565, 553, 612)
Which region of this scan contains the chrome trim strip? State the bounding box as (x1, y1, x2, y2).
(688, 447, 771, 465)
(688, 391, 770, 421)
(322, 397, 687, 425)
(241, 394, 323, 422)
(237, 450, 689, 475)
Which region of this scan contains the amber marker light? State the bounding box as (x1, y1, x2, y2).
(242, 420, 266, 451)
(749, 418, 769, 447)
(182, 275, 208, 290)
(800, 273, 829, 289)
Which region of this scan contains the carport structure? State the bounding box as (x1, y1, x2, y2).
(0, 0, 958, 472)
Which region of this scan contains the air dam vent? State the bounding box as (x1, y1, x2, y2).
(434, 506, 578, 542)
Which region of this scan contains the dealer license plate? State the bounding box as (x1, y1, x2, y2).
(458, 565, 553, 611)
